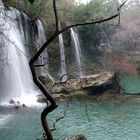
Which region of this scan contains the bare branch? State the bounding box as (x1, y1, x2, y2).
(30, 13, 119, 64)
(51, 109, 67, 131)
(117, 0, 127, 10)
(34, 63, 47, 67)
(60, 13, 119, 33)
(29, 59, 58, 140)
(53, 0, 59, 33)
(116, 0, 127, 25)
(59, 73, 74, 82)
(29, 1, 127, 139)
(114, 0, 121, 25)
(30, 1, 127, 64)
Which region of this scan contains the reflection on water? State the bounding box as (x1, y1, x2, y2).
(0, 100, 140, 140)
(0, 115, 12, 127)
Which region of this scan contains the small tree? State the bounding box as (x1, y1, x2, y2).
(27, 0, 127, 139)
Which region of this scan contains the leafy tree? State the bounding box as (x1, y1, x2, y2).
(72, 0, 118, 47)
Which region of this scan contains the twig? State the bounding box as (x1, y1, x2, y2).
(29, 0, 128, 139)
(50, 102, 69, 132)
(51, 109, 67, 131)
(59, 73, 74, 82)
(53, 0, 59, 33)
(34, 63, 47, 67)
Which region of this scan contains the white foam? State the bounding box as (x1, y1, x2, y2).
(0, 115, 12, 126)
(0, 90, 42, 107)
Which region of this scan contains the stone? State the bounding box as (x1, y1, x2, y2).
(9, 99, 15, 104)
(64, 134, 87, 140)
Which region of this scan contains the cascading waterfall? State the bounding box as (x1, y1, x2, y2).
(71, 28, 84, 77)
(34, 19, 48, 75)
(58, 33, 67, 81)
(34, 19, 54, 82)
(0, 0, 3, 6)
(0, 3, 40, 105)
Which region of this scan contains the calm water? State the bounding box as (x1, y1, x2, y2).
(0, 100, 140, 140)
(120, 76, 140, 94)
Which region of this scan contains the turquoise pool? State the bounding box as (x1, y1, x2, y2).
(0, 100, 140, 140)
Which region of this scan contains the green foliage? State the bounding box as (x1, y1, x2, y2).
(79, 25, 100, 47)
(72, 0, 117, 50)
(5, 0, 118, 51)
(28, 0, 35, 4)
(4, 0, 75, 36)
(5, 0, 43, 17)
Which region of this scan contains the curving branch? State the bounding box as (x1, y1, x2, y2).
(53, 0, 59, 33)
(29, 60, 58, 140)
(59, 73, 74, 82)
(34, 63, 47, 67)
(51, 108, 67, 131)
(29, 0, 127, 140)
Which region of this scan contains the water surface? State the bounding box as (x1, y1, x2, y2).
(120, 76, 140, 94)
(0, 100, 140, 140)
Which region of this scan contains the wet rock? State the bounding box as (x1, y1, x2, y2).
(14, 105, 20, 109)
(17, 101, 20, 104)
(22, 104, 26, 107)
(64, 134, 87, 140)
(9, 99, 15, 104)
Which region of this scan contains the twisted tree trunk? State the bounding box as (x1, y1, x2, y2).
(29, 56, 58, 140)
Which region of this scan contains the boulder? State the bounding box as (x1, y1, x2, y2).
(9, 99, 15, 104)
(64, 134, 87, 140)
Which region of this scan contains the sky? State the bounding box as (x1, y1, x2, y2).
(75, 0, 89, 4)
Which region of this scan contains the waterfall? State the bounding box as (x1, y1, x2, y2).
(70, 28, 84, 77)
(0, 0, 3, 6)
(34, 19, 48, 75)
(34, 19, 54, 82)
(58, 33, 67, 81)
(0, 4, 40, 105)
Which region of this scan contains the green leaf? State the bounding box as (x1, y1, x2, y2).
(28, 0, 35, 4)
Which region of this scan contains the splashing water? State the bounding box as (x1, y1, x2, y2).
(0, 4, 41, 106)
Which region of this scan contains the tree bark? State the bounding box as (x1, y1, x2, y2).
(29, 61, 58, 140)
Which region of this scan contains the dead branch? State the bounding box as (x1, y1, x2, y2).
(59, 73, 74, 82)
(51, 108, 67, 131)
(53, 0, 59, 33)
(34, 63, 47, 67)
(29, 0, 127, 140)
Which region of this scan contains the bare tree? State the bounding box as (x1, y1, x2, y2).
(29, 0, 127, 139)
